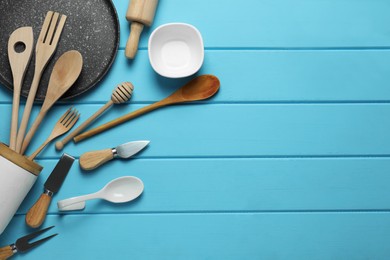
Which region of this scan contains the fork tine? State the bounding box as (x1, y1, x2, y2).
(63, 109, 77, 126)
(59, 107, 73, 123)
(63, 110, 76, 126)
(65, 111, 79, 127)
(26, 233, 58, 251)
(44, 12, 59, 44)
(62, 108, 76, 125)
(19, 226, 55, 241)
(15, 226, 56, 252)
(51, 14, 67, 45)
(66, 113, 80, 128)
(39, 11, 54, 42)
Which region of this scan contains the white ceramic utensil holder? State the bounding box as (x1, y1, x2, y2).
(0, 143, 42, 234)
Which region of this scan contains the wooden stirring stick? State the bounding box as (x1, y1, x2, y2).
(7, 27, 34, 150)
(15, 11, 67, 153)
(55, 82, 134, 150)
(74, 75, 220, 143)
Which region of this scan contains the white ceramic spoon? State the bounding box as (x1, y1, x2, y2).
(57, 176, 144, 211)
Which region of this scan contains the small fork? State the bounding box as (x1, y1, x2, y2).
(28, 107, 80, 160)
(0, 226, 57, 259)
(16, 11, 67, 153)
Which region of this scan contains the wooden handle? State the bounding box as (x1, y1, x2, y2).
(55, 101, 113, 150)
(20, 109, 47, 155)
(0, 246, 14, 259)
(9, 83, 21, 151)
(26, 193, 52, 228)
(74, 100, 168, 143)
(15, 70, 43, 153)
(125, 22, 144, 59)
(79, 149, 114, 170)
(28, 139, 50, 161)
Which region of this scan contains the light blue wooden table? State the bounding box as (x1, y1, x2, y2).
(2, 0, 390, 259)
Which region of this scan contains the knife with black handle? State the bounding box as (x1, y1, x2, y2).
(26, 154, 75, 228)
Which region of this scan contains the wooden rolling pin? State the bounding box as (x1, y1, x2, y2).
(126, 0, 158, 59)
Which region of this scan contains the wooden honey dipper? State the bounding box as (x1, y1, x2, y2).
(55, 82, 134, 150)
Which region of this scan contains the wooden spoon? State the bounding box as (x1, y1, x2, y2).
(7, 27, 34, 150)
(74, 75, 220, 142)
(55, 82, 134, 150)
(20, 50, 83, 154)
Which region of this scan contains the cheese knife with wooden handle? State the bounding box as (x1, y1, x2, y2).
(26, 154, 75, 228)
(79, 140, 149, 171)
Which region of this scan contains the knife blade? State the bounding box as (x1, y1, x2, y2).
(115, 140, 150, 158)
(26, 153, 75, 228)
(44, 153, 75, 193)
(79, 140, 150, 171)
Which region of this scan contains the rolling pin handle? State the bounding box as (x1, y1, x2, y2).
(125, 22, 144, 59)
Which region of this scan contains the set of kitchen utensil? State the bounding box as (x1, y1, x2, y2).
(8, 11, 79, 157)
(1, 0, 221, 257)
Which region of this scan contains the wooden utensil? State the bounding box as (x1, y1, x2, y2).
(21, 51, 83, 154)
(126, 0, 158, 59)
(28, 108, 80, 160)
(79, 140, 149, 170)
(74, 75, 220, 142)
(55, 82, 134, 150)
(15, 11, 67, 153)
(7, 27, 34, 151)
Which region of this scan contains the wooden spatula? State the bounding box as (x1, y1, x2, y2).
(20, 51, 83, 154)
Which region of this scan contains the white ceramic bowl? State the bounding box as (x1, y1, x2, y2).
(148, 23, 204, 78)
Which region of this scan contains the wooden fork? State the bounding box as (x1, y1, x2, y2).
(16, 11, 67, 153)
(28, 108, 80, 160)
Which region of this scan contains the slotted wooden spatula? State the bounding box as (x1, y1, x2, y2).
(7, 27, 34, 150)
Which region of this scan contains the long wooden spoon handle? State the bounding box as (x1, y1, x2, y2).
(26, 193, 52, 228)
(15, 71, 43, 153)
(21, 109, 47, 155)
(0, 246, 14, 259)
(55, 101, 113, 150)
(74, 100, 167, 143)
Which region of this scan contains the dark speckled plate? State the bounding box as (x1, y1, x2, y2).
(0, 0, 119, 100)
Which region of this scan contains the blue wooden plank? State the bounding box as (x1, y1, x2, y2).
(2, 50, 390, 103)
(1, 1, 390, 259)
(2, 103, 390, 158)
(2, 213, 390, 259)
(112, 0, 390, 48)
(12, 158, 390, 215)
